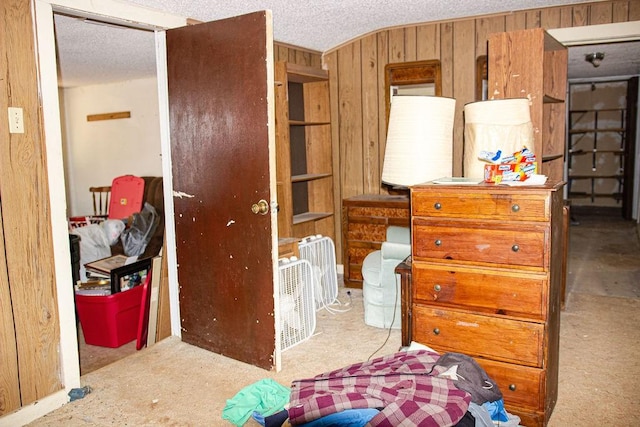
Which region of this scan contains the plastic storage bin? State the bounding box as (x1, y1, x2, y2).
(76, 285, 143, 348)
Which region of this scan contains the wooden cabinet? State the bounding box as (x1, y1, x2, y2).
(342, 194, 410, 288)
(407, 182, 564, 427)
(488, 28, 567, 183)
(275, 62, 334, 241)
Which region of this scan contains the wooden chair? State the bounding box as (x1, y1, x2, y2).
(89, 186, 111, 217)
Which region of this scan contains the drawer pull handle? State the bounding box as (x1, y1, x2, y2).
(509, 384, 517, 391)
(434, 202, 442, 210)
(435, 239, 442, 246)
(512, 204, 520, 213)
(434, 284, 441, 292)
(433, 328, 440, 335)
(512, 244, 520, 252)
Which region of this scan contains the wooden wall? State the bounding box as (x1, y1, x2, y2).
(1, 0, 62, 415)
(274, 42, 322, 68)
(324, 0, 640, 260)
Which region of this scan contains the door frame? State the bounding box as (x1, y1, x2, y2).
(8, 1, 186, 425)
(548, 22, 640, 220)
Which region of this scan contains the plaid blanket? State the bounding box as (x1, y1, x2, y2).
(288, 350, 471, 426)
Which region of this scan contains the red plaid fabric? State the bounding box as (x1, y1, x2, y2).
(288, 350, 470, 426)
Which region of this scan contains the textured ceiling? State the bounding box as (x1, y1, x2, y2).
(52, 0, 639, 88)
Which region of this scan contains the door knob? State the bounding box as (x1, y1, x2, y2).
(251, 199, 269, 215)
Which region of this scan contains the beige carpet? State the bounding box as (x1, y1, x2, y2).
(29, 214, 639, 426)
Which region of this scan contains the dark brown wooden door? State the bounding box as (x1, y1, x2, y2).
(166, 11, 278, 370)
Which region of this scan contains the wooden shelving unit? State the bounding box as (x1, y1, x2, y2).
(275, 62, 335, 241)
(487, 28, 567, 183)
(567, 108, 626, 203)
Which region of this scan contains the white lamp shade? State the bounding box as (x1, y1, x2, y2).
(463, 98, 534, 179)
(382, 96, 456, 187)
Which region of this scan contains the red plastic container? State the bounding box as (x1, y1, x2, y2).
(108, 175, 145, 220)
(76, 285, 143, 348)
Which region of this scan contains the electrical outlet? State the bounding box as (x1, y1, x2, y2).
(8, 107, 25, 134)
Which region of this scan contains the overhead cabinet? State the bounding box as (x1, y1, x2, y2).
(275, 62, 335, 241)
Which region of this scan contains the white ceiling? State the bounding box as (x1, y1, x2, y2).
(52, 0, 639, 88)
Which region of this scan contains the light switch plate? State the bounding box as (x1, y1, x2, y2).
(8, 107, 25, 134)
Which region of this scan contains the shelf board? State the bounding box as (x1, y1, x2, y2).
(569, 128, 625, 134)
(285, 63, 328, 83)
(570, 108, 626, 114)
(291, 172, 332, 183)
(569, 174, 624, 179)
(569, 149, 625, 155)
(569, 192, 623, 200)
(543, 94, 564, 103)
(289, 120, 330, 126)
(293, 212, 333, 225)
(542, 153, 563, 162)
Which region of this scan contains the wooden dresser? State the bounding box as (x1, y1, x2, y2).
(407, 181, 564, 427)
(342, 194, 410, 288)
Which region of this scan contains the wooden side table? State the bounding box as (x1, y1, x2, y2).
(342, 194, 410, 288)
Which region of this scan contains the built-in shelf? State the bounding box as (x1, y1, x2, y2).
(275, 61, 335, 240)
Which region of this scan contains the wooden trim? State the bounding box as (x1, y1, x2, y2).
(87, 111, 131, 121)
(384, 59, 442, 126)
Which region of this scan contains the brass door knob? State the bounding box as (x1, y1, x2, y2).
(251, 199, 269, 215)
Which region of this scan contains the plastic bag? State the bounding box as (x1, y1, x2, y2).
(120, 202, 160, 257)
(71, 224, 111, 281)
(101, 219, 125, 246)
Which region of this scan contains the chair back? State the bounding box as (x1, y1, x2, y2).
(89, 186, 111, 217)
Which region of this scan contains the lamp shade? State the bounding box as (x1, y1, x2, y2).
(381, 96, 456, 187)
(463, 98, 534, 179)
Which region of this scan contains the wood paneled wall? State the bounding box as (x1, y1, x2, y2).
(324, 0, 639, 261)
(1, 0, 62, 415)
(274, 42, 322, 68)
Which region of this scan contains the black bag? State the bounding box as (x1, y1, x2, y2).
(121, 202, 160, 257)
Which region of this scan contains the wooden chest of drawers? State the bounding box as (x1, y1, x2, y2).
(407, 182, 564, 427)
(342, 194, 410, 288)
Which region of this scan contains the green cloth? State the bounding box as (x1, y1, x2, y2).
(222, 378, 290, 426)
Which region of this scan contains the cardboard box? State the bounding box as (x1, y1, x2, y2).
(76, 285, 142, 348)
(484, 162, 537, 183)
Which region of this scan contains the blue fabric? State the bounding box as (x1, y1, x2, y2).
(483, 398, 509, 422)
(222, 379, 290, 426)
(299, 408, 380, 427)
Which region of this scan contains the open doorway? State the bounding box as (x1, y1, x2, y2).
(566, 77, 637, 219)
(549, 23, 640, 221)
(53, 12, 164, 375)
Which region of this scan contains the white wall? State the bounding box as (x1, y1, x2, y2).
(61, 77, 162, 217)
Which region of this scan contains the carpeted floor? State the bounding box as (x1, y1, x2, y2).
(28, 211, 639, 426)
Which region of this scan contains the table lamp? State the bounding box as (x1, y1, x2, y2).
(463, 98, 534, 180)
(382, 95, 456, 188)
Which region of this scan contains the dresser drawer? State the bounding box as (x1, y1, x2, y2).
(413, 262, 546, 319)
(476, 358, 544, 410)
(412, 190, 550, 221)
(412, 305, 543, 367)
(413, 221, 548, 269)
